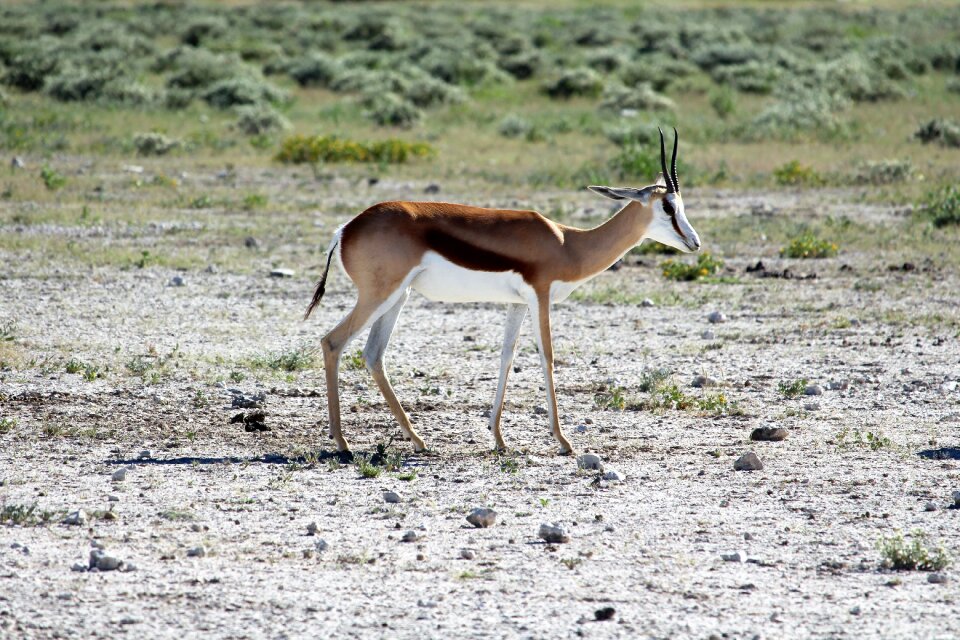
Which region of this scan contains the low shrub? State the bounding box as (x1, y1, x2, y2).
(133, 132, 179, 156)
(40, 164, 66, 190)
(288, 52, 342, 88)
(603, 121, 658, 147)
(498, 114, 532, 138)
(709, 87, 736, 119)
(360, 91, 421, 127)
(498, 49, 542, 79)
(917, 185, 960, 228)
(275, 134, 434, 165)
(711, 61, 780, 94)
(780, 233, 838, 259)
(747, 84, 850, 141)
(851, 159, 914, 185)
(542, 67, 603, 99)
(661, 253, 723, 281)
(234, 104, 289, 136)
(878, 530, 951, 571)
(599, 82, 674, 113)
(773, 160, 823, 187)
(201, 76, 286, 109)
(914, 119, 960, 148)
(608, 142, 692, 182)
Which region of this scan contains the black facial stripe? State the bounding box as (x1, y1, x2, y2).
(670, 214, 686, 240)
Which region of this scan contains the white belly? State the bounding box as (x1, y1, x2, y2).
(411, 252, 529, 303)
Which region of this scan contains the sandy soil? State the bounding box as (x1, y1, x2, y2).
(1, 174, 959, 639)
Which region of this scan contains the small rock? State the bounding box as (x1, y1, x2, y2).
(383, 491, 401, 504)
(122, 164, 144, 174)
(306, 522, 319, 536)
(71, 562, 87, 572)
(187, 546, 206, 558)
(424, 183, 441, 194)
(533, 406, 547, 415)
(460, 548, 476, 560)
(602, 470, 623, 482)
(803, 403, 820, 412)
(953, 490, 960, 506)
(168, 276, 185, 287)
(314, 539, 328, 553)
(111, 468, 127, 482)
(924, 502, 938, 512)
(701, 329, 716, 340)
(577, 453, 604, 472)
(120, 562, 137, 572)
(107, 495, 120, 502)
(538, 522, 570, 544)
(804, 384, 823, 396)
(401, 530, 419, 543)
(721, 551, 747, 563)
(849, 606, 862, 616)
(11, 157, 25, 170)
(466, 508, 497, 528)
(190, 523, 203, 532)
(595, 607, 616, 621)
(244, 236, 259, 249)
(734, 452, 763, 471)
(63, 510, 87, 526)
(941, 381, 958, 393)
(928, 573, 949, 584)
(269, 268, 295, 278)
(575, 424, 588, 434)
(640, 298, 655, 307)
(750, 427, 788, 442)
(691, 375, 718, 388)
(89, 550, 121, 571)
(707, 311, 727, 324)
(231, 392, 265, 409)
(138, 450, 151, 459)
(826, 381, 848, 391)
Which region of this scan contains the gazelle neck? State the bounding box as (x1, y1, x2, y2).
(566, 200, 652, 279)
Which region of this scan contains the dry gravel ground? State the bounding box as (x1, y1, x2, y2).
(1, 171, 959, 639)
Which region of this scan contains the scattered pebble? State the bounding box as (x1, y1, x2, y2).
(187, 546, 206, 558)
(230, 391, 266, 409)
(190, 523, 203, 532)
(750, 427, 788, 442)
(640, 298, 655, 307)
(826, 381, 849, 391)
(71, 562, 87, 572)
(722, 551, 747, 563)
(314, 539, 328, 553)
(244, 236, 260, 249)
(460, 548, 476, 560)
(595, 607, 616, 621)
(63, 510, 87, 526)
(401, 530, 420, 543)
(575, 424, 588, 434)
(707, 311, 727, 324)
(466, 508, 497, 528)
(691, 375, 718, 388)
(168, 276, 185, 287)
(804, 384, 823, 396)
(111, 468, 127, 482)
(701, 329, 716, 340)
(538, 522, 570, 544)
(928, 573, 949, 584)
(577, 453, 604, 472)
(602, 470, 623, 482)
(11, 157, 25, 170)
(107, 495, 120, 502)
(424, 183, 441, 194)
(269, 268, 295, 278)
(306, 522, 319, 536)
(383, 491, 401, 504)
(138, 450, 151, 459)
(954, 490, 960, 506)
(803, 403, 821, 411)
(849, 606, 862, 616)
(89, 549, 122, 571)
(924, 502, 938, 512)
(734, 452, 763, 471)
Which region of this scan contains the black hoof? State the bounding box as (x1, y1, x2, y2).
(337, 450, 354, 464)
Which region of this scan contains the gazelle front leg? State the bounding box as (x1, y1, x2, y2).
(489, 303, 527, 451)
(362, 290, 427, 452)
(529, 292, 574, 455)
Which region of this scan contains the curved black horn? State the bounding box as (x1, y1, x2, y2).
(658, 127, 675, 193)
(671, 127, 680, 193)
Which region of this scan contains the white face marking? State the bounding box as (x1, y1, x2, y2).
(644, 193, 700, 253)
(411, 251, 531, 303)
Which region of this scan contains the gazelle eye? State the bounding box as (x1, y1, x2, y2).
(662, 200, 675, 216)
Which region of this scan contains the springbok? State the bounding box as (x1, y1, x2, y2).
(306, 128, 699, 455)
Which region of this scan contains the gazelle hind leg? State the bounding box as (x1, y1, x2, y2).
(362, 290, 426, 452)
(528, 293, 574, 455)
(321, 293, 400, 452)
(489, 304, 526, 451)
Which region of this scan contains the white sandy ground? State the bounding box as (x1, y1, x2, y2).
(1, 176, 959, 639)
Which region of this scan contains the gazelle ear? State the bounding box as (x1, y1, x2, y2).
(587, 185, 627, 201)
(654, 173, 667, 188)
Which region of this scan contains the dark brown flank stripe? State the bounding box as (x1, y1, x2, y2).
(423, 228, 531, 277)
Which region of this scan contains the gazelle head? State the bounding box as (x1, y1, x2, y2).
(588, 127, 700, 253)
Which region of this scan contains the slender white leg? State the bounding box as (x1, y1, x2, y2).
(527, 293, 574, 455)
(362, 290, 426, 451)
(489, 303, 527, 450)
